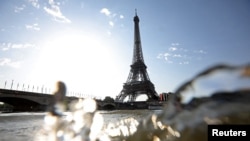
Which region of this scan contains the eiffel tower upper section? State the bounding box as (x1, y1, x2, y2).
(116, 11, 159, 102)
(127, 11, 150, 83)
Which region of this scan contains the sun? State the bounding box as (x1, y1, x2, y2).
(29, 29, 123, 98)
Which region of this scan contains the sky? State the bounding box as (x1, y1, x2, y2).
(0, 0, 250, 100)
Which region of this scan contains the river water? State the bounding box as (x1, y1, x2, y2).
(1, 99, 249, 141)
(0, 112, 45, 141)
(0, 110, 158, 141)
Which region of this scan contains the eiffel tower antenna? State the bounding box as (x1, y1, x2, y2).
(116, 11, 159, 102)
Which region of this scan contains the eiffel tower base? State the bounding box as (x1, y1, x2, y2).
(116, 81, 159, 102)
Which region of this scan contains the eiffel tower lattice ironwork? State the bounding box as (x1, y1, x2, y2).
(116, 11, 159, 102)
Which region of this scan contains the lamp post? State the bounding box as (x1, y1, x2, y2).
(17, 83, 19, 90)
(10, 80, 14, 90)
(4, 81, 7, 89)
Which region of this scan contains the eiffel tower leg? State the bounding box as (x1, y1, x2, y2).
(147, 92, 152, 99)
(116, 91, 125, 102)
(132, 94, 136, 101)
(129, 95, 133, 102)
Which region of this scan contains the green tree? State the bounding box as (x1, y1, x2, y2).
(103, 96, 114, 103)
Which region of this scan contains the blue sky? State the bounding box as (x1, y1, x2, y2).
(0, 0, 250, 99)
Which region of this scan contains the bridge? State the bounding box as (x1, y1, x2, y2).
(0, 88, 124, 112)
(96, 100, 116, 110)
(0, 88, 78, 112)
(0, 88, 164, 112)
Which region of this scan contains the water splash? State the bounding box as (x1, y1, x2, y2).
(174, 63, 250, 104)
(127, 63, 250, 141)
(36, 63, 250, 141)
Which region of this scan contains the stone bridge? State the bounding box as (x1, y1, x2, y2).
(0, 88, 78, 112)
(96, 100, 116, 110)
(0, 89, 118, 111)
(0, 88, 163, 112)
(0, 88, 54, 111)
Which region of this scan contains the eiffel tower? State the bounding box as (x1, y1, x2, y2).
(116, 11, 159, 102)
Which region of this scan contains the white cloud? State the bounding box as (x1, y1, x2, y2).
(171, 43, 180, 46)
(14, 4, 26, 13)
(160, 51, 189, 64)
(109, 21, 114, 27)
(100, 8, 125, 29)
(12, 43, 35, 49)
(169, 47, 177, 51)
(44, 0, 71, 23)
(1, 43, 35, 51)
(120, 15, 124, 19)
(25, 23, 40, 31)
(28, 0, 40, 9)
(164, 53, 171, 58)
(173, 54, 182, 57)
(11, 44, 23, 49)
(163, 53, 173, 63)
(2, 48, 8, 51)
(158, 43, 207, 65)
(157, 53, 163, 59)
(194, 49, 207, 54)
(100, 8, 111, 16)
(0, 58, 21, 68)
(1, 43, 10, 51)
(157, 53, 173, 63)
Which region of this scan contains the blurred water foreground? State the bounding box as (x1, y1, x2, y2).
(35, 63, 250, 141)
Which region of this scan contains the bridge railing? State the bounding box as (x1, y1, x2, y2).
(1, 80, 101, 99)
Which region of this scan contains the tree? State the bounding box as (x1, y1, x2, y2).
(103, 96, 114, 103)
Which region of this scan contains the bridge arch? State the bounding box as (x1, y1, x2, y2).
(0, 97, 48, 111)
(97, 102, 116, 110)
(0, 89, 55, 112)
(102, 103, 116, 110)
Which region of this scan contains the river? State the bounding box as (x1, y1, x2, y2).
(0, 110, 158, 141)
(1, 98, 249, 141)
(0, 112, 45, 141)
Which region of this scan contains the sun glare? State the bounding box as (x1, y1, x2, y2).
(29, 30, 123, 98)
